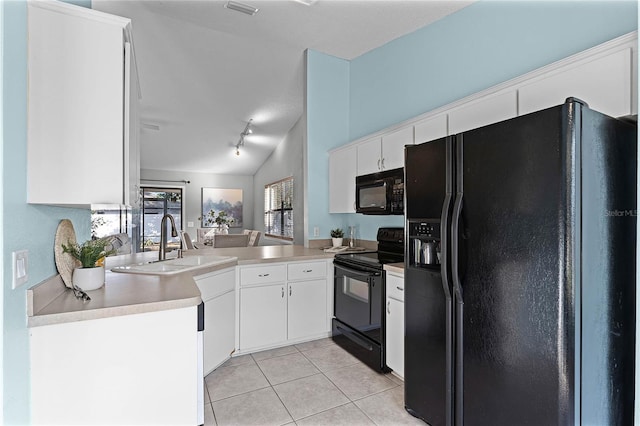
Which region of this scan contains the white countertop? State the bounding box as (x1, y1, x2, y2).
(28, 245, 334, 327)
(384, 263, 404, 275)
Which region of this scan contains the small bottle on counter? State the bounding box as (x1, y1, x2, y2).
(349, 226, 356, 248)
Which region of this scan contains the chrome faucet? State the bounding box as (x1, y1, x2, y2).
(159, 213, 178, 261)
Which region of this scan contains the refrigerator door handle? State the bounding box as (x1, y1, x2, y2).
(451, 192, 463, 299)
(451, 189, 464, 426)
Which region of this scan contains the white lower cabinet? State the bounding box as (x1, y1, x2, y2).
(240, 284, 288, 349)
(288, 279, 328, 341)
(30, 306, 199, 425)
(195, 268, 236, 375)
(239, 260, 331, 352)
(385, 271, 405, 378)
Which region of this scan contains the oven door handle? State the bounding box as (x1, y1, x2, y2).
(334, 263, 381, 278)
(335, 325, 374, 352)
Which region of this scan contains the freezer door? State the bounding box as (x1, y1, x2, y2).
(454, 105, 572, 426)
(405, 137, 450, 220)
(404, 137, 455, 426)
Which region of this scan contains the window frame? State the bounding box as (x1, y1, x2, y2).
(264, 176, 294, 241)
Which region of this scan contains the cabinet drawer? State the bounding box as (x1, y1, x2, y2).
(386, 273, 405, 302)
(240, 264, 286, 286)
(287, 261, 327, 281)
(195, 268, 235, 301)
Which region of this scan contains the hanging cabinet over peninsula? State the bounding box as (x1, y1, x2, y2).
(27, 1, 139, 207)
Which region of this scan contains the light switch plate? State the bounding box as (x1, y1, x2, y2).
(187, 221, 194, 228)
(12, 249, 29, 289)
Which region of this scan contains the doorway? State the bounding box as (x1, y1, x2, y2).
(141, 187, 183, 252)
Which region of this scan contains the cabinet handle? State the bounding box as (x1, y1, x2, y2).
(281, 287, 284, 298)
(377, 158, 381, 170)
(381, 157, 385, 170)
(289, 286, 292, 296)
(303, 269, 312, 273)
(258, 273, 270, 277)
(397, 286, 404, 291)
(387, 300, 391, 314)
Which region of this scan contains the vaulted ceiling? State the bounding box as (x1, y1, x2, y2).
(93, 0, 473, 175)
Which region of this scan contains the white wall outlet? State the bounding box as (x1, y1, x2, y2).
(313, 227, 320, 237)
(12, 250, 29, 289)
(187, 221, 194, 228)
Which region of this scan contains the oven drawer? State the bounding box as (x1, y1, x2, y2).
(288, 261, 326, 281)
(332, 318, 387, 372)
(240, 264, 286, 286)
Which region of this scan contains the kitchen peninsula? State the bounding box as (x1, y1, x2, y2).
(27, 245, 335, 425)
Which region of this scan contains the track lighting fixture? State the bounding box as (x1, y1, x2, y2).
(234, 119, 253, 156)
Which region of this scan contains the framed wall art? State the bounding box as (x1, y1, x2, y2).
(201, 188, 243, 228)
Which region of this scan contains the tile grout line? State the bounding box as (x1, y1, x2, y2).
(252, 350, 297, 424)
(206, 339, 407, 425)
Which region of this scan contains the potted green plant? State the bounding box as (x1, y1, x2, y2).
(201, 210, 235, 234)
(330, 228, 344, 247)
(62, 239, 116, 291)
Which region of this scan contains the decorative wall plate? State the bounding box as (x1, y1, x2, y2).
(54, 219, 81, 289)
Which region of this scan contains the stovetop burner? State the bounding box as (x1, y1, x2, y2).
(334, 227, 404, 269)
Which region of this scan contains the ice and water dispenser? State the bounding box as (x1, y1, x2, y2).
(408, 221, 441, 268)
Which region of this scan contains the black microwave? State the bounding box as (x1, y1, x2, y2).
(355, 168, 404, 215)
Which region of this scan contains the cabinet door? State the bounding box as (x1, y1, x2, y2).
(240, 285, 287, 350)
(357, 137, 383, 175)
(288, 279, 328, 341)
(27, 2, 130, 206)
(518, 48, 632, 117)
(204, 290, 235, 375)
(31, 306, 198, 425)
(124, 42, 141, 209)
(381, 127, 414, 171)
(385, 296, 405, 377)
(329, 146, 357, 213)
(414, 114, 448, 144)
(448, 91, 517, 135)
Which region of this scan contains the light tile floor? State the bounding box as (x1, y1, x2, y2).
(204, 337, 424, 426)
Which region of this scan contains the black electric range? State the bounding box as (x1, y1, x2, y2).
(333, 228, 404, 270)
(332, 227, 404, 372)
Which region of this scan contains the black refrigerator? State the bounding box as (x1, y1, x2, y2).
(404, 98, 636, 426)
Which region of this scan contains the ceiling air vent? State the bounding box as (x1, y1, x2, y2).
(224, 1, 259, 16)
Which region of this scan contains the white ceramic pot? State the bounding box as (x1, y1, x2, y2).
(332, 237, 343, 247)
(73, 266, 105, 291)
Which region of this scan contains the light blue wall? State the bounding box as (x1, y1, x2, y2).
(349, 0, 639, 141)
(307, 0, 638, 242)
(305, 50, 350, 240)
(3, 1, 91, 423)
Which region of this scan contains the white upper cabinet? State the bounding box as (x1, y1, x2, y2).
(381, 126, 414, 171)
(329, 145, 357, 213)
(518, 48, 633, 118)
(27, 2, 138, 207)
(414, 114, 448, 145)
(357, 137, 383, 175)
(357, 127, 413, 175)
(448, 91, 518, 135)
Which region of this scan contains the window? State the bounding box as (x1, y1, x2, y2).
(264, 177, 293, 240)
(141, 187, 183, 252)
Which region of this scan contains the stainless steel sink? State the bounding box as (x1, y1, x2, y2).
(111, 255, 236, 275)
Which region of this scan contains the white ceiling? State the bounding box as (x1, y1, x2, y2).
(93, 0, 473, 175)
